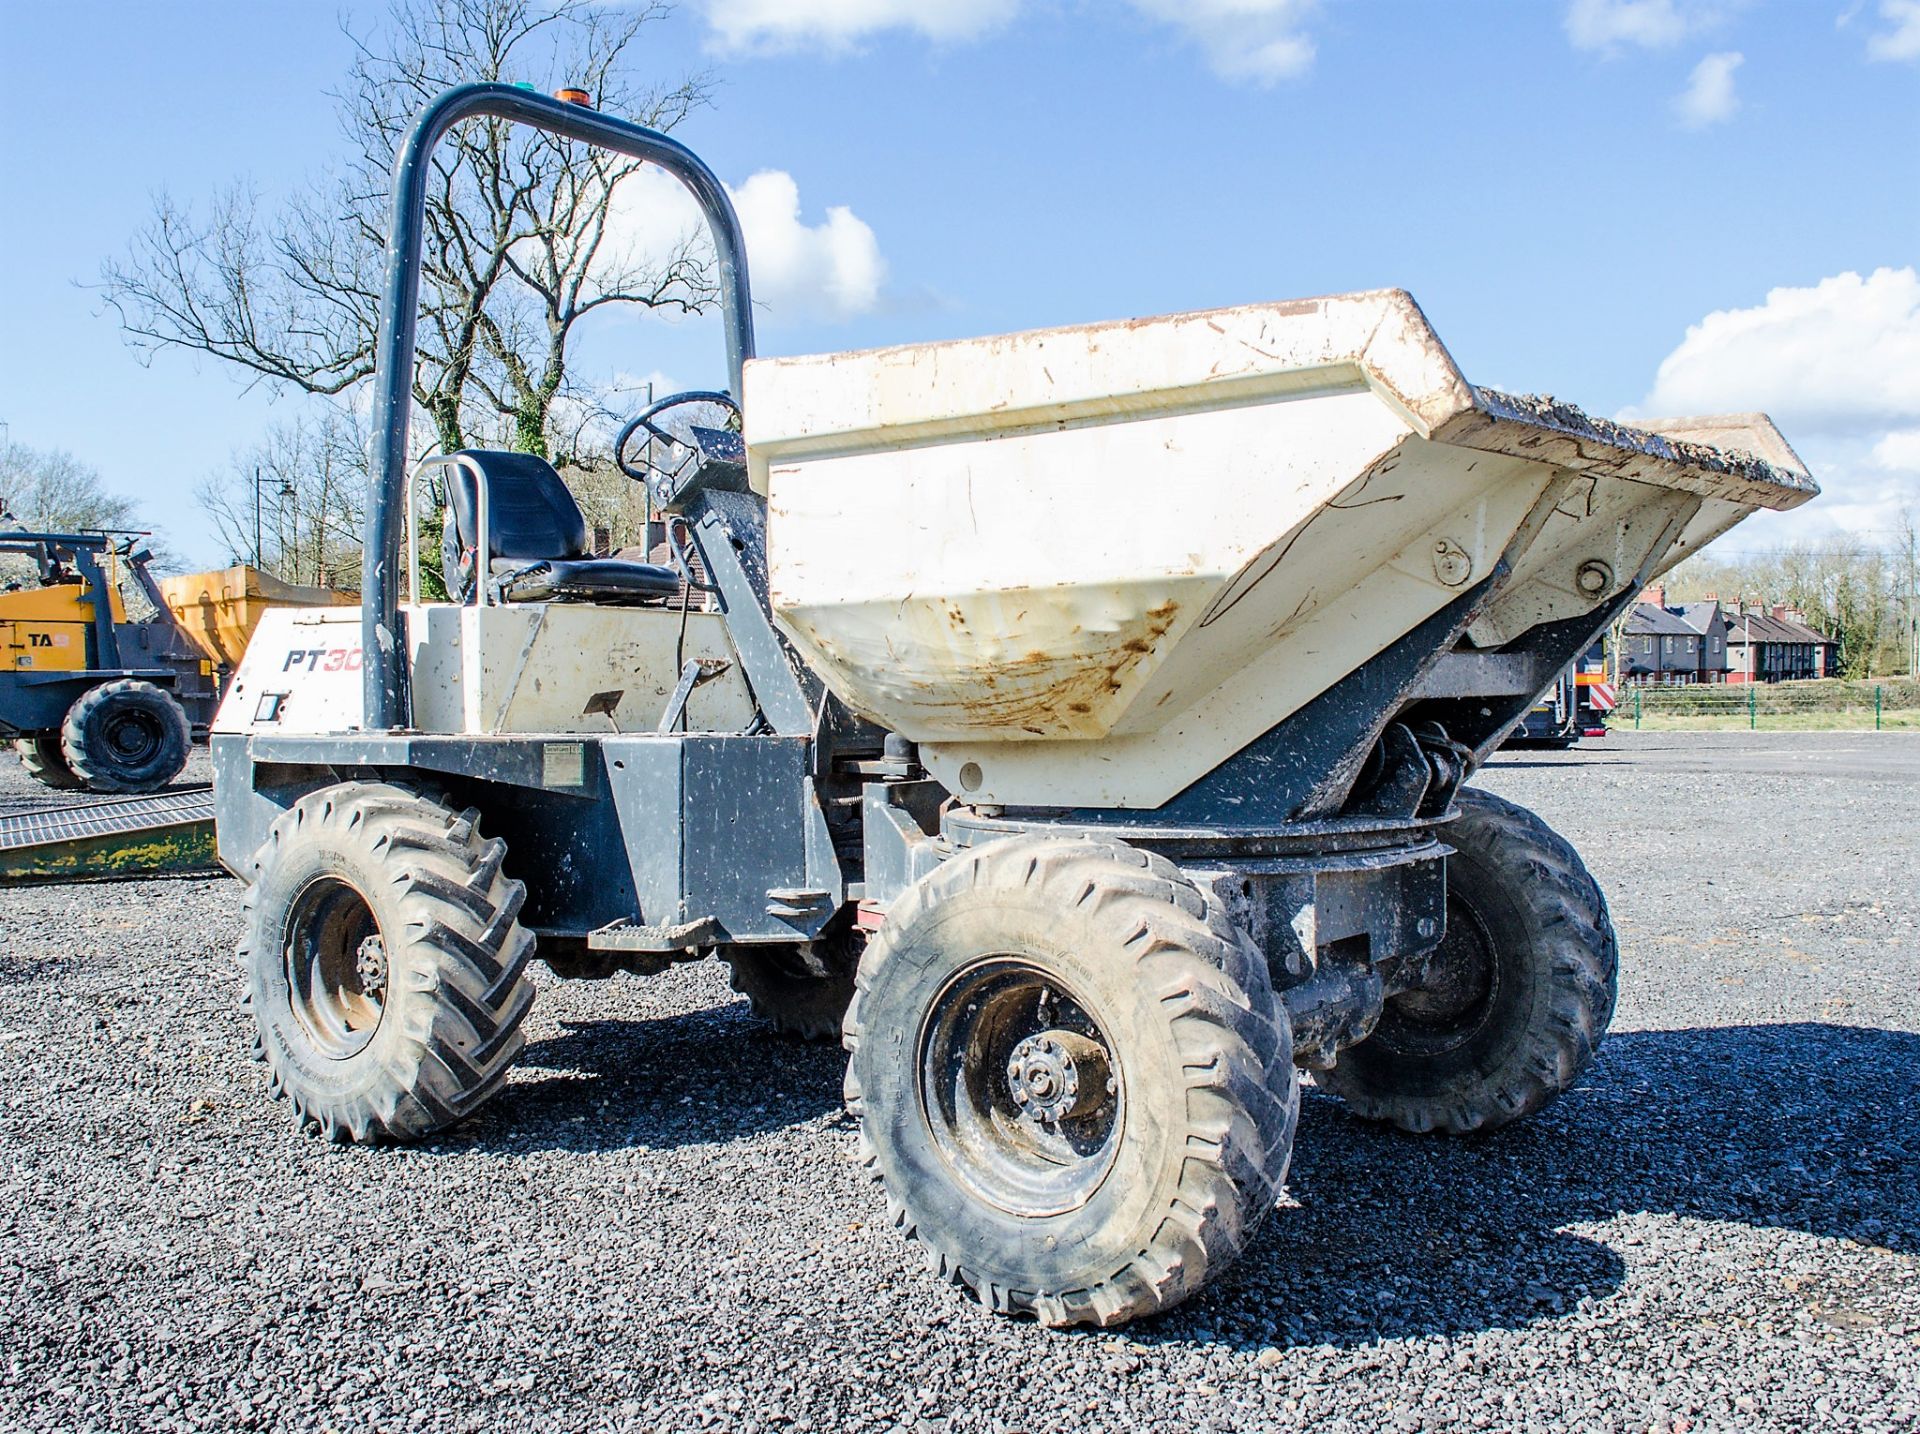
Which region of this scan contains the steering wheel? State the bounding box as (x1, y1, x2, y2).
(615, 390, 741, 484)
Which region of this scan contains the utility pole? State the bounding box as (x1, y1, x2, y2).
(1908, 525, 1918, 678)
(253, 465, 265, 568)
(277, 477, 297, 582)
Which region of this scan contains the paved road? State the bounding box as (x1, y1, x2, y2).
(1, 731, 1915, 1432)
(1503, 727, 1920, 781)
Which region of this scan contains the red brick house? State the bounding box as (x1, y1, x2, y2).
(1723, 605, 1838, 683)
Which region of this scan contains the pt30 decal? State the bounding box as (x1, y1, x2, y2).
(282, 646, 364, 674)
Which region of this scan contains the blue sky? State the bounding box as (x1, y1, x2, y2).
(2, 0, 1916, 568)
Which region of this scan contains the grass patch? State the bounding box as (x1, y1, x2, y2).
(1624, 709, 1920, 732)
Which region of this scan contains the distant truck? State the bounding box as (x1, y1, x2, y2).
(1508, 665, 1581, 747)
(1573, 647, 1615, 737)
(1503, 642, 1612, 750)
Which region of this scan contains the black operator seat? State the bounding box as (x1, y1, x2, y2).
(438, 450, 680, 605)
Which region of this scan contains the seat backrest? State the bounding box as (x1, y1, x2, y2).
(443, 451, 589, 562)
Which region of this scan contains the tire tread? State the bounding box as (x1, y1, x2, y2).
(844, 832, 1297, 1327)
(14, 736, 84, 790)
(1319, 786, 1617, 1135)
(238, 782, 534, 1143)
(59, 679, 191, 793)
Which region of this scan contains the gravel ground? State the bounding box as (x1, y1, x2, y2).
(1, 730, 1915, 1432)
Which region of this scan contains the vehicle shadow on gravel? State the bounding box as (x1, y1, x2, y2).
(1485, 755, 1634, 770)
(1148, 1021, 1919, 1351)
(438, 1014, 1916, 1347)
(453, 1005, 847, 1152)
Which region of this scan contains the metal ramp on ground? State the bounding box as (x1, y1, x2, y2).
(0, 787, 219, 884)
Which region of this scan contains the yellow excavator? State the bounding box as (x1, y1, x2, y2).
(0, 530, 219, 792)
(2, 531, 360, 794)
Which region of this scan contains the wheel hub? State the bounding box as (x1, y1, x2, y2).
(104, 711, 162, 762)
(355, 935, 389, 997)
(918, 962, 1126, 1218)
(1374, 893, 1500, 1057)
(1397, 913, 1492, 1026)
(1006, 1030, 1109, 1124)
(283, 876, 387, 1060)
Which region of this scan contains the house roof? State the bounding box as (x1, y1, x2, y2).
(1678, 601, 1726, 636)
(1624, 602, 1702, 637)
(1726, 610, 1836, 645)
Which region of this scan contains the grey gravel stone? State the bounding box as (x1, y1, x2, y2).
(0, 731, 1915, 1431)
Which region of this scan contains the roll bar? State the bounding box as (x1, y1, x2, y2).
(360, 82, 756, 730)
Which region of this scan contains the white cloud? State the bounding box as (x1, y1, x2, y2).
(1634, 268, 1920, 542)
(699, 0, 1018, 52)
(696, 0, 1322, 81)
(1867, 0, 1920, 59)
(730, 171, 886, 323)
(1565, 0, 1694, 51)
(594, 165, 705, 285)
(599, 165, 886, 326)
(1641, 268, 1920, 436)
(1564, 0, 1748, 54)
(1871, 427, 1920, 470)
(1675, 50, 1743, 127)
(1125, 0, 1320, 84)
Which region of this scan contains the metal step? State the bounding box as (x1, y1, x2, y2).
(0, 786, 219, 884)
(587, 914, 719, 952)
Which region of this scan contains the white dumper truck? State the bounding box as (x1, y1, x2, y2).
(211, 85, 1817, 1327)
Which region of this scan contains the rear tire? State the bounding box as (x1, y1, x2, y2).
(724, 924, 863, 1041)
(239, 783, 535, 1143)
(60, 679, 191, 793)
(845, 833, 1296, 1327)
(14, 736, 83, 791)
(1317, 787, 1617, 1134)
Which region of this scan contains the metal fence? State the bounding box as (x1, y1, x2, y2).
(1624, 678, 1920, 730)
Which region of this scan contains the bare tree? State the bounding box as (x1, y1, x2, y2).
(196, 393, 667, 595)
(0, 442, 142, 533)
(101, 0, 714, 462)
(198, 410, 371, 589)
(1667, 530, 1915, 678)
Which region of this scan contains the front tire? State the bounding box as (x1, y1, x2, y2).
(845, 834, 1296, 1327)
(239, 783, 535, 1143)
(14, 736, 84, 791)
(1317, 787, 1617, 1134)
(60, 679, 191, 793)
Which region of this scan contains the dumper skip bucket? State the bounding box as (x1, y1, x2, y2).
(746, 289, 1815, 808)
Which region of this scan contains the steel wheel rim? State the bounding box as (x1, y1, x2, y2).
(917, 959, 1124, 1218)
(101, 708, 164, 766)
(1374, 890, 1500, 1056)
(284, 876, 387, 1060)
